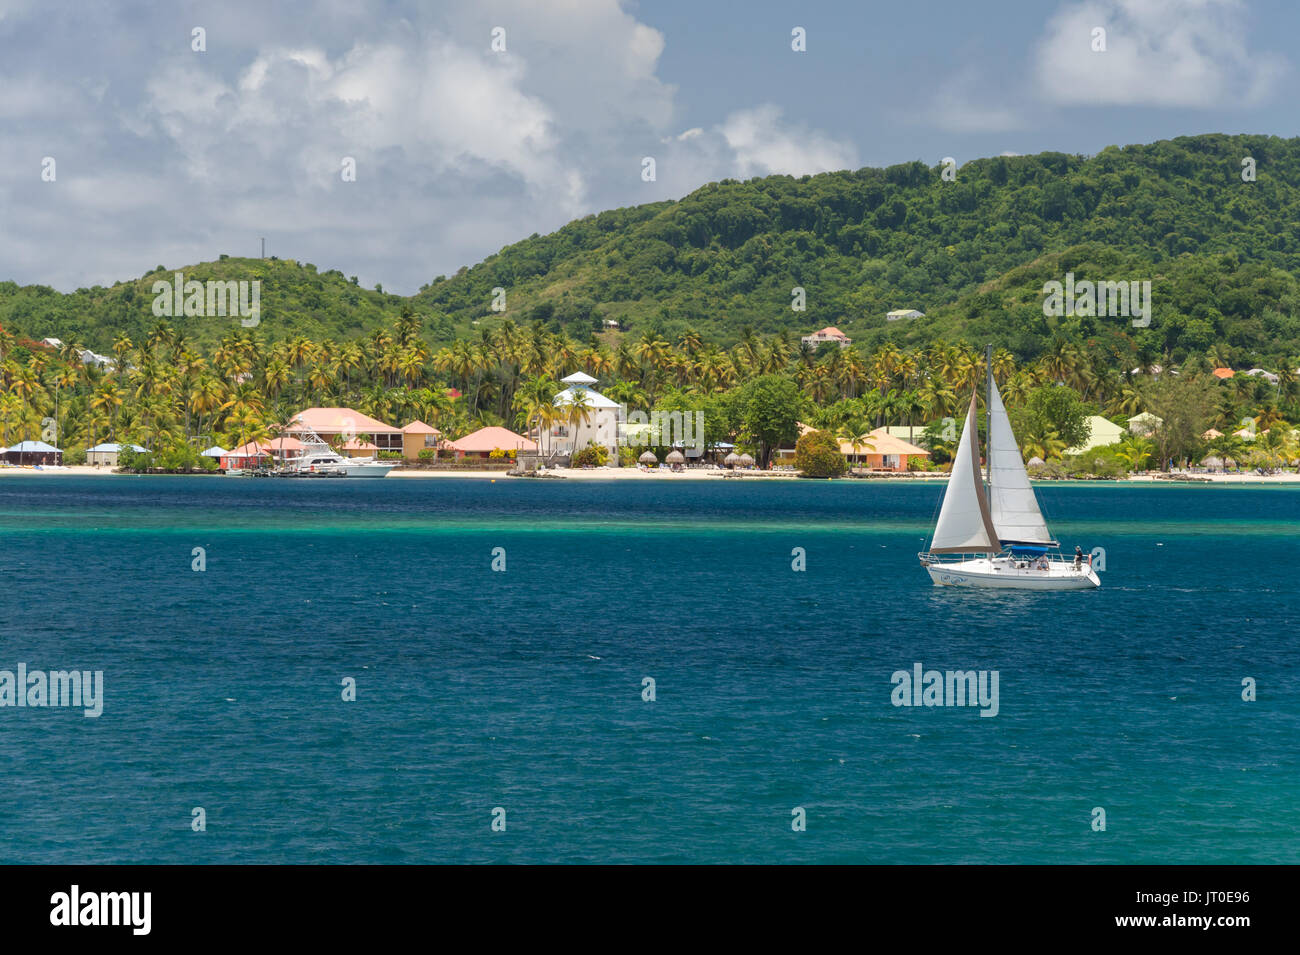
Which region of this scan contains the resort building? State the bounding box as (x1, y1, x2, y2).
(264, 435, 306, 465)
(776, 424, 929, 471)
(448, 426, 536, 460)
(801, 326, 852, 349)
(1065, 415, 1125, 455)
(876, 424, 931, 445)
(286, 407, 403, 458)
(552, 372, 622, 462)
(1, 440, 62, 465)
(220, 443, 271, 469)
(77, 348, 116, 370)
(1245, 368, 1279, 384)
(401, 421, 442, 461)
(1127, 412, 1163, 436)
(1212, 367, 1235, 380)
(838, 428, 930, 472)
(85, 442, 146, 467)
(885, 309, 925, 322)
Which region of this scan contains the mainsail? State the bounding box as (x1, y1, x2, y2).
(986, 380, 1054, 545)
(929, 394, 1000, 553)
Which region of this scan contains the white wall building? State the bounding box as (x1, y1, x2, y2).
(552, 372, 622, 464)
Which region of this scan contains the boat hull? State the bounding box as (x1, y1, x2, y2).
(333, 463, 395, 478)
(924, 557, 1099, 590)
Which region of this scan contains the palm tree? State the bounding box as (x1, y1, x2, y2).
(561, 389, 594, 459)
(836, 418, 874, 469)
(90, 381, 124, 442)
(1114, 437, 1153, 472)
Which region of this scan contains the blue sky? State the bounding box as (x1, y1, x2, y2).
(0, 0, 1294, 294)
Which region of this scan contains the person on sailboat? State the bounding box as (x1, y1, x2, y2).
(1073, 545, 1084, 570)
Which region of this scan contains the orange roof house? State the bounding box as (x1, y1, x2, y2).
(449, 426, 537, 459)
(838, 428, 930, 472)
(1212, 367, 1235, 379)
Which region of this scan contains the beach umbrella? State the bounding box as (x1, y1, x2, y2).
(665, 450, 686, 464)
(638, 451, 657, 464)
(738, 453, 755, 467)
(1027, 456, 1045, 466)
(1201, 455, 1224, 469)
(724, 452, 741, 466)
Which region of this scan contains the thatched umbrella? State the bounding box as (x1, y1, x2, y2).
(1027, 456, 1046, 467)
(638, 451, 658, 465)
(665, 450, 686, 465)
(724, 451, 741, 467)
(1201, 455, 1224, 470)
(738, 452, 755, 468)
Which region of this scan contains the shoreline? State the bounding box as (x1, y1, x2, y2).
(3, 464, 1299, 485)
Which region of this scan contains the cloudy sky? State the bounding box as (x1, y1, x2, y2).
(0, 0, 1293, 294)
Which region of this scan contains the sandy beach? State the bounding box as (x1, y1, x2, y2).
(5, 464, 1299, 484)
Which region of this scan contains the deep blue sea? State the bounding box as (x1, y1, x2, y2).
(0, 475, 1296, 863)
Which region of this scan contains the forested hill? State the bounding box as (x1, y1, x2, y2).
(5, 133, 1300, 365)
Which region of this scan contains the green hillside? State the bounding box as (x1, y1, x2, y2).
(414, 131, 1300, 364)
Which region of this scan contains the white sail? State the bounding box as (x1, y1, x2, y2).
(930, 394, 999, 553)
(986, 380, 1054, 545)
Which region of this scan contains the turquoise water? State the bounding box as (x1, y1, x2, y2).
(0, 476, 1297, 863)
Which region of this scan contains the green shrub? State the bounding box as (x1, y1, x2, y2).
(570, 442, 609, 467)
(1027, 460, 1067, 480)
(794, 430, 847, 478)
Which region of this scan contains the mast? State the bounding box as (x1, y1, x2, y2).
(984, 343, 993, 507)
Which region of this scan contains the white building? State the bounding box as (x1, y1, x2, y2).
(1127, 412, 1163, 436)
(553, 372, 622, 464)
(77, 348, 116, 370)
(885, 309, 925, 322)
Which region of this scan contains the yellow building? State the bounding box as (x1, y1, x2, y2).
(401, 421, 442, 461)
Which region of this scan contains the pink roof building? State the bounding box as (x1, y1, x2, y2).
(801, 326, 852, 349)
(449, 426, 537, 457)
(220, 442, 271, 469)
(286, 407, 402, 456)
(289, 407, 400, 434)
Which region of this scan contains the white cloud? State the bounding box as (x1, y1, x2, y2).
(1034, 0, 1287, 106)
(0, 0, 857, 296)
(717, 105, 858, 178)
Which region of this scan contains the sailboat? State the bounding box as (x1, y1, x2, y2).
(919, 346, 1099, 590)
